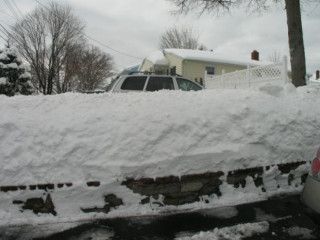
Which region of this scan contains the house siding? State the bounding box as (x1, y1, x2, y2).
(140, 60, 155, 72)
(183, 60, 247, 84)
(164, 53, 184, 76)
(141, 51, 249, 85)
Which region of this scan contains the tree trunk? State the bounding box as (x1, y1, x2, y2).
(285, 0, 306, 87)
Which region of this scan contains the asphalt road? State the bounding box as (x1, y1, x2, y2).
(1, 194, 320, 240)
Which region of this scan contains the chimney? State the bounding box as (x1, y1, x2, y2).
(316, 70, 319, 80)
(251, 50, 259, 61)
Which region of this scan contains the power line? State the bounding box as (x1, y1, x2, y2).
(0, 33, 7, 42)
(0, 9, 15, 19)
(0, 38, 6, 45)
(0, 20, 12, 44)
(0, 23, 9, 38)
(0, 19, 11, 27)
(10, 0, 23, 17)
(0, 27, 8, 42)
(3, 0, 20, 19)
(0, 0, 24, 22)
(82, 33, 143, 60)
(0, 14, 12, 43)
(34, 0, 143, 61)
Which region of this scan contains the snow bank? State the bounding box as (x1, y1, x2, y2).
(0, 83, 319, 231)
(0, 84, 319, 186)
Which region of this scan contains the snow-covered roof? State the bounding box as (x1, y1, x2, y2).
(117, 64, 141, 76)
(145, 50, 169, 66)
(125, 64, 141, 71)
(163, 48, 270, 67)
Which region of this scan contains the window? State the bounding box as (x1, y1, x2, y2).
(205, 66, 215, 75)
(170, 66, 176, 76)
(121, 76, 147, 90)
(176, 78, 202, 91)
(154, 66, 168, 75)
(146, 77, 174, 91)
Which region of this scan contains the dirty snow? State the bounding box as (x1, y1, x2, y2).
(286, 226, 317, 239)
(175, 221, 269, 240)
(254, 208, 275, 222)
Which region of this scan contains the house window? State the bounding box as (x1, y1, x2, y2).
(154, 66, 167, 75)
(170, 66, 176, 76)
(205, 66, 215, 75)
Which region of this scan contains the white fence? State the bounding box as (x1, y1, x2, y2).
(204, 56, 290, 89)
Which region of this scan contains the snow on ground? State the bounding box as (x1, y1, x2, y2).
(175, 221, 270, 240)
(285, 226, 317, 239)
(0, 82, 320, 230)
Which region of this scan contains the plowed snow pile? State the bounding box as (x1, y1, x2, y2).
(0, 84, 319, 185)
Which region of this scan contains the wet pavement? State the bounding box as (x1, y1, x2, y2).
(1, 194, 320, 240)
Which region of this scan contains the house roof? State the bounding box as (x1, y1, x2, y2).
(117, 64, 141, 76)
(163, 48, 270, 67)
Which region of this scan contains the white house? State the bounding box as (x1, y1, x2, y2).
(139, 49, 271, 85)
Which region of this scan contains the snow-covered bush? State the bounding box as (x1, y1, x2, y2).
(0, 45, 33, 96)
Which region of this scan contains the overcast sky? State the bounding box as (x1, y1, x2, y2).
(1, 0, 319, 74)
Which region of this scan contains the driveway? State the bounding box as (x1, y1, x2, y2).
(4, 194, 316, 240)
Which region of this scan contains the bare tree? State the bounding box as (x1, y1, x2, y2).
(159, 25, 202, 49)
(168, 0, 309, 87)
(9, 2, 85, 94)
(267, 50, 282, 63)
(77, 46, 114, 92)
(55, 41, 85, 93)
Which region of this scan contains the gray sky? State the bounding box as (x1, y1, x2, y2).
(1, 0, 319, 74)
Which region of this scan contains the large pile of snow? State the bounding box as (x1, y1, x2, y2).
(0, 83, 319, 233)
(0, 84, 319, 186)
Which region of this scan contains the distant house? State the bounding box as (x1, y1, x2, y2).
(139, 49, 270, 85)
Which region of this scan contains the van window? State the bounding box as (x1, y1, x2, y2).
(176, 78, 202, 91)
(121, 76, 148, 90)
(146, 77, 174, 91)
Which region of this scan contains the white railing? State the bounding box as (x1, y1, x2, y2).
(204, 56, 290, 89)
